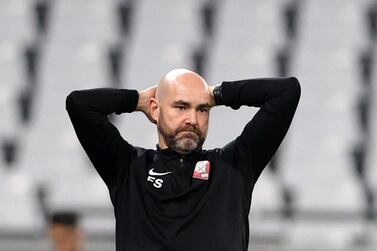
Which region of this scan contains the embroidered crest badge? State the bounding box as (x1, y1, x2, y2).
(193, 160, 210, 180)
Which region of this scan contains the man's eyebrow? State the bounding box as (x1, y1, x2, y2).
(172, 100, 190, 106)
(197, 103, 211, 109)
(172, 100, 210, 109)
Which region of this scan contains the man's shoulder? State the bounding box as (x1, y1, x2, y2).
(202, 147, 223, 157)
(133, 146, 156, 157)
(118, 143, 156, 160)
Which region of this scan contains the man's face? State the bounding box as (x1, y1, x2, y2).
(156, 78, 211, 154)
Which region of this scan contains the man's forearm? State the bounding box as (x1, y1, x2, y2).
(66, 88, 139, 116)
(218, 77, 300, 110)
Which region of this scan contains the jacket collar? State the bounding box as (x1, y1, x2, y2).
(156, 144, 202, 160)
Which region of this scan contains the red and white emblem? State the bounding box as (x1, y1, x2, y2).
(193, 161, 210, 180)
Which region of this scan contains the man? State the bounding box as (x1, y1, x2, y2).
(66, 68, 300, 250)
(48, 211, 83, 251)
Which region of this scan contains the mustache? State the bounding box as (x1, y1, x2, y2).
(175, 125, 201, 136)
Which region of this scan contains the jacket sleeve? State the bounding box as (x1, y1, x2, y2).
(65, 88, 139, 188)
(221, 77, 301, 184)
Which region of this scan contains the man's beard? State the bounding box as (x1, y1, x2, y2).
(158, 123, 205, 155)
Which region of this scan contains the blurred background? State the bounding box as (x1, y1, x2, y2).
(0, 0, 376, 250)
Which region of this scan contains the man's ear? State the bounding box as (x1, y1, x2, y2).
(149, 97, 159, 124)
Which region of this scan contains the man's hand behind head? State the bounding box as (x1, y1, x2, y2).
(136, 85, 158, 124)
(208, 85, 216, 107)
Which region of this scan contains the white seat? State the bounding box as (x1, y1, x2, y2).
(14, 0, 117, 213)
(214, 0, 283, 51)
(49, 0, 117, 46)
(15, 50, 111, 209)
(282, 52, 363, 213)
(123, 0, 199, 87)
(0, 0, 33, 44)
(366, 48, 377, 189)
(0, 168, 44, 233)
(299, 0, 368, 50)
(279, 0, 366, 222)
(0, 0, 34, 167)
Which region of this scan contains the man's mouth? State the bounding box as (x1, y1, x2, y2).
(181, 131, 196, 136)
(178, 131, 198, 139)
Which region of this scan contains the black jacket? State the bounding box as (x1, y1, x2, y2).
(66, 77, 301, 251)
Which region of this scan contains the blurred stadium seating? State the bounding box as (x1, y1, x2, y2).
(0, 0, 377, 250)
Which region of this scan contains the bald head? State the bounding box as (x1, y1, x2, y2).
(156, 68, 209, 102)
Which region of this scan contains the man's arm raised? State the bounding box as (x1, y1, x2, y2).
(65, 88, 140, 188)
(217, 77, 301, 184)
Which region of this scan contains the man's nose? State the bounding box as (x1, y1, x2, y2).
(185, 109, 198, 125)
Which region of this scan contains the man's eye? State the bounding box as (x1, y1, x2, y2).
(199, 108, 209, 113)
(176, 106, 186, 110)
